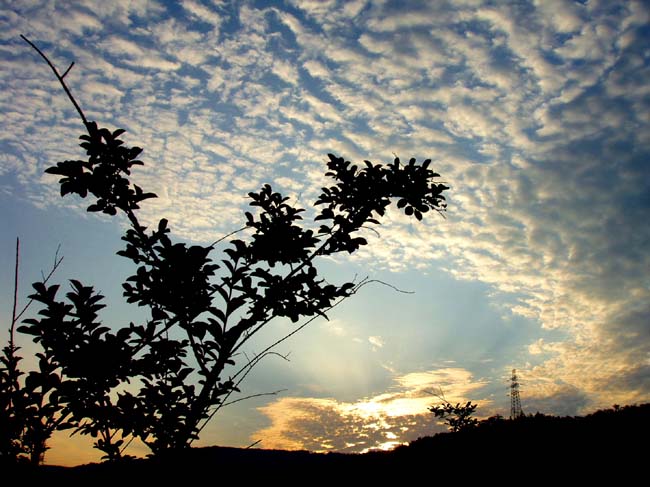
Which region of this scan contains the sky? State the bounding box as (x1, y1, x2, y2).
(1, 0, 649, 466)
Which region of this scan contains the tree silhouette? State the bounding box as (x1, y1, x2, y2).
(1, 239, 64, 465)
(428, 389, 478, 433)
(2, 36, 449, 462)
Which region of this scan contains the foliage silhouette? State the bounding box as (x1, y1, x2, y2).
(1, 239, 65, 465)
(2, 36, 448, 462)
(428, 391, 478, 433)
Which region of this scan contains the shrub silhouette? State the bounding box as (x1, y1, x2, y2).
(1, 238, 65, 465)
(429, 399, 478, 433)
(2, 37, 449, 462)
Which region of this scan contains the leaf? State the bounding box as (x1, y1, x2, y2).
(152, 307, 168, 320)
(17, 325, 39, 336)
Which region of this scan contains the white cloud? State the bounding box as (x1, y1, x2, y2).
(181, 0, 224, 30)
(101, 35, 181, 71)
(302, 59, 329, 79)
(271, 59, 299, 85)
(368, 336, 384, 350)
(534, 0, 584, 34)
(59, 8, 102, 35)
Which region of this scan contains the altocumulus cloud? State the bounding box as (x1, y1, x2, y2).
(254, 367, 489, 452)
(0, 0, 649, 444)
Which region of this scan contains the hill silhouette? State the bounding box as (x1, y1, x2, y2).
(8, 403, 649, 482)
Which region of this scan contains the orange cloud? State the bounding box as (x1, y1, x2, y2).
(254, 367, 489, 452)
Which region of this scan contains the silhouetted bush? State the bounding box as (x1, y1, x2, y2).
(1, 37, 449, 463)
(429, 400, 478, 432)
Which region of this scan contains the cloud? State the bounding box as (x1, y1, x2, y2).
(99, 35, 181, 71)
(368, 336, 384, 350)
(302, 59, 330, 79)
(271, 59, 299, 86)
(181, 0, 224, 30)
(534, 0, 584, 34)
(254, 367, 488, 452)
(523, 381, 590, 417)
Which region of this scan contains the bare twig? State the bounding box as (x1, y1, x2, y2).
(362, 279, 414, 294)
(61, 62, 74, 79)
(222, 389, 287, 408)
(21, 35, 88, 127)
(425, 387, 448, 404)
(245, 439, 262, 449)
(10, 238, 19, 349)
(229, 275, 404, 389)
(208, 226, 248, 248)
(192, 352, 291, 440)
(196, 276, 407, 436)
(360, 225, 381, 238)
(13, 245, 64, 325)
(119, 435, 136, 456)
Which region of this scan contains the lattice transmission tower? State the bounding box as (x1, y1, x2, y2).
(510, 369, 524, 419)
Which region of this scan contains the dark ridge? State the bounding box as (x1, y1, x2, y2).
(6, 403, 649, 482)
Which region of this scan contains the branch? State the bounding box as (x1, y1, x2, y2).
(222, 389, 287, 408)
(129, 315, 180, 357)
(192, 352, 290, 441)
(425, 386, 448, 404)
(362, 279, 414, 294)
(13, 243, 64, 326)
(231, 279, 369, 382)
(10, 238, 19, 349)
(229, 272, 400, 364)
(186, 330, 210, 377)
(61, 62, 74, 79)
(23, 36, 164, 272)
(208, 226, 248, 248)
(246, 439, 262, 449)
(21, 35, 89, 127)
(119, 435, 136, 456)
(192, 281, 373, 439)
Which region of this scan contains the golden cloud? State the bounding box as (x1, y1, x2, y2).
(254, 367, 490, 452)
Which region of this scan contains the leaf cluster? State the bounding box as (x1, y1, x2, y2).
(44, 123, 156, 215)
(429, 401, 479, 433)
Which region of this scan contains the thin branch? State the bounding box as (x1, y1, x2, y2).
(222, 389, 287, 408)
(229, 351, 291, 390)
(22, 36, 161, 269)
(245, 439, 262, 449)
(13, 245, 64, 324)
(192, 352, 291, 440)
(360, 225, 381, 238)
(187, 330, 210, 377)
(208, 226, 248, 248)
(10, 238, 19, 349)
(228, 217, 387, 356)
(361, 279, 414, 294)
(425, 387, 450, 406)
(21, 35, 88, 127)
(231, 281, 367, 384)
(231, 276, 405, 364)
(191, 287, 367, 439)
(119, 435, 136, 456)
(227, 275, 406, 393)
(61, 62, 74, 79)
